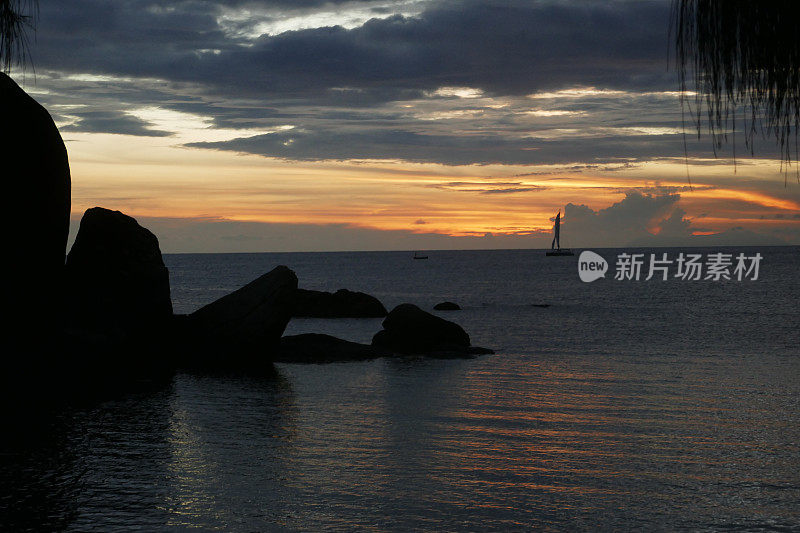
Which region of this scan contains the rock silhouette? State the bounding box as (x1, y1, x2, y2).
(65, 207, 172, 336)
(372, 303, 479, 355)
(0, 73, 498, 400)
(276, 333, 390, 363)
(434, 301, 461, 310)
(187, 266, 298, 362)
(2, 72, 71, 346)
(291, 288, 387, 317)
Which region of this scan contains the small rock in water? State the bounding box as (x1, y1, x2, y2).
(433, 301, 461, 311)
(291, 288, 387, 317)
(372, 303, 492, 357)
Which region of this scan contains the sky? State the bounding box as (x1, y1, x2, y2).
(11, 0, 800, 252)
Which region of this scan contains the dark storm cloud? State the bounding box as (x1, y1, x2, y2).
(61, 110, 172, 137)
(23, 0, 706, 165)
(33, 0, 673, 99)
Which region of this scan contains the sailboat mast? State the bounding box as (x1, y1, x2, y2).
(552, 211, 561, 250)
(545, 208, 573, 256)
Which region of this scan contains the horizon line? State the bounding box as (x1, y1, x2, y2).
(158, 244, 798, 255)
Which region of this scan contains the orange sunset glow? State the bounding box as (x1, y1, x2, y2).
(59, 124, 800, 251)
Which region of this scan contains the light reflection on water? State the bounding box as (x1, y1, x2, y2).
(1, 351, 798, 531)
(1, 248, 798, 530)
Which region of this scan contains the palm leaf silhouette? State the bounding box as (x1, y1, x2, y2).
(1, 0, 37, 73)
(673, 0, 800, 173)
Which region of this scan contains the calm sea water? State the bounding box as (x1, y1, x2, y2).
(2, 247, 799, 531)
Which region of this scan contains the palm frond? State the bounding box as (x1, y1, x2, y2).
(673, 0, 800, 173)
(0, 0, 38, 74)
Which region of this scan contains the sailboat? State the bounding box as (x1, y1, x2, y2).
(545, 210, 574, 256)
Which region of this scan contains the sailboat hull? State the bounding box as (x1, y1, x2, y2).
(546, 249, 574, 256)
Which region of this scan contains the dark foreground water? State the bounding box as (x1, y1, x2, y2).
(2, 247, 799, 531)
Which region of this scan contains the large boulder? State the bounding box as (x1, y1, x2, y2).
(186, 266, 298, 360)
(291, 288, 387, 318)
(65, 208, 172, 335)
(2, 73, 71, 343)
(275, 334, 391, 363)
(372, 303, 472, 354)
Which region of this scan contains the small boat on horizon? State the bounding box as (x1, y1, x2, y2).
(546, 210, 574, 256)
(413, 251, 429, 260)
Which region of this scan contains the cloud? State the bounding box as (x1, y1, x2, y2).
(425, 181, 550, 194)
(61, 110, 172, 136)
(234, 1, 670, 97)
(22, 0, 785, 167)
(31, 1, 674, 99)
(480, 187, 545, 195)
(15, 0, 791, 169)
(561, 191, 791, 247)
(187, 127, 696, 165)
(562, 191, 681, 247)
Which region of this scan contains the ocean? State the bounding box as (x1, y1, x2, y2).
(2, 247, 799, 531)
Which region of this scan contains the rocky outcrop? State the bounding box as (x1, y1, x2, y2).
(2, 73, 71, 342)
(291, 288, 387, 318)
(434, 301, 461, 311)
(65, 207, 172, 335)
(372, 303, 492, 357)
(186, 266, 298, 361)
(275, 334, 391, 363)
